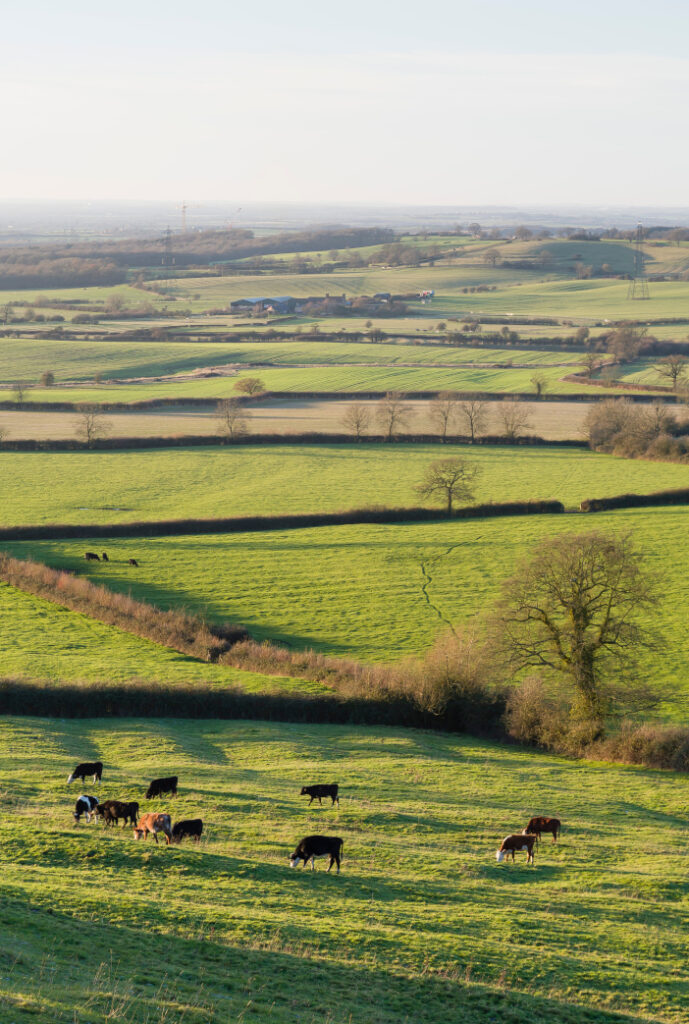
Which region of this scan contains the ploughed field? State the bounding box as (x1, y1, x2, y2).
(1, 717, 688, 1024)
(3, 443, 689, 526)
(5, 506, 689, 715)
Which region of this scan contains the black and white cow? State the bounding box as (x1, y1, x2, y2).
(67, 761, 103, 785)
(73, 795, 99, 824)
(290, 835, 343, 873)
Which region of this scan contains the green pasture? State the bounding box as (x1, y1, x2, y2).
(2, 444, 689, 527)
(9, 506, 689, 714)
(0, 336, 592, 384)
(0, 579, 309, 693)
(1, 717, 688, 1023)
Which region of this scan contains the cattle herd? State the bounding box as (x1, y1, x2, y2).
(84, 551, 139, 566)
(68, 762, 561, 870)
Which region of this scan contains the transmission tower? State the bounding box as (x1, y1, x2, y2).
(161, 227, 175, 268)
(627, 224, 649, 299)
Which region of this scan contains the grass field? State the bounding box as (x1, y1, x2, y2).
(2, 444, 688, 526)
(1, 716, 688, 1023)
(6, 505, 689, 714)
(0, 337, 591, 384)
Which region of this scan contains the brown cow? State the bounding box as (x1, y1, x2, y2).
(523, 817, 561, 843)
(496, 834, 537, 864)
(133, 812, 172, 845)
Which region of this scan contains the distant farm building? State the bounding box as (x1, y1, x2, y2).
(230, 296, 296, 314)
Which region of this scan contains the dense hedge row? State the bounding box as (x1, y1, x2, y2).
(581, 488, 689, 512)
(0, 500, 566, 542)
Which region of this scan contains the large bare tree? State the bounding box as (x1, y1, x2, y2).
(493, 532, 658, 721)
(428, 392, 459, 442)
(216, 398, 250, 439)
(457, 399, 487, 443)
(415, 457, 479, 513)
(654, 354, 688, 392)
(74, 406, 112, 448)
(375, 391, 413, 441)
(498, 399, 532, 440)
(341, 402, 372, 440)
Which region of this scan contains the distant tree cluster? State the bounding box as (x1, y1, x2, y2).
(583, 398, 689, 461)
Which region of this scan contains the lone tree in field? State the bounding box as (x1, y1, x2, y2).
(499, 399, 532, 440)
(493, 532, 657, 721)
(376, 391, 413, 441)
(457, 399, 487, 443)
(530, 372, 548, 397)
(12, 381, 28, 405)
(341, 402, 372, 440)
(654, 354, 688, 392)
(428, 392, 459, 442)
(216, 398, 249, 439)
(415, 457, 479, 513)
(40, 370, 55, 387)
(234, 376, 266, 396)
(74, 405, 111, 448)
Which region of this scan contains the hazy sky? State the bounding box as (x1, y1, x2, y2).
(3, 0, 688, 205)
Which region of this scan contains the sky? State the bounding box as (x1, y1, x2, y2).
(2, 0, 688, 206)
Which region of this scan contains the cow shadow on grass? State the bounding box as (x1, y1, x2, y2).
(2, 892, 670, 1024)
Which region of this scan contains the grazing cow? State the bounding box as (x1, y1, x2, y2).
(300, 783, 339, 807)
(101, 552, 109, 562)
(496, 834, 537, 864)
(523, 816, 561, 843)
(128, 558, 139, 567)
(134, 812, 172, 845)
(67, 761, 103, 785)
(97, 799, 139, 827)
(146, 776, 178, 800)
(171, 818, 203, 843)
(290, 835, 343, 873)
(84, 552, 100, 562)
(73, 794, 99, 824)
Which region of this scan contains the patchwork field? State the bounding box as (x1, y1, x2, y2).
(2, 444, 689, 526)
(6, 505, 689, 714)
(2, 717, 688, 1024)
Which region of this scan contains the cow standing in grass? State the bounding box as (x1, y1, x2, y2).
(68, 761, 103, 785)
(496, 834, 537, 864)
(523, 816, 561, 843)
(73, 795, 99, 824)
(134, 812, 172, 845)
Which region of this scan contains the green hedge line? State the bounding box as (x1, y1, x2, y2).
(580, 488, 689, 512)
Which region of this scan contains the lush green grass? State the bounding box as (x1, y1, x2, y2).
(2, 444, 689, 526)
(0, 578, 313, 693)
(1, 716, 687, 1023)
(8, 506, 689, 714)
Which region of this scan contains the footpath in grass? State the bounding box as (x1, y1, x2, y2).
(1, 444, 688, 527)
(1, 717, 687, 1023)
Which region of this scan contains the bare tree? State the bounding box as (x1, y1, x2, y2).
(375, 392, 413, 441)
(493, 532, 658, 721)
(530, 373, 549, 397)
(341, 402, 372, 440)
(234, 376, 266, 396)
(216, 398, 249, 439)
(74, 405, 111, 448)
(654, 354, 688, 392)
(12, 381, 28, 405)
(457, 399, 487, 443)
(582, 352, 601, 378)
(498, 399, 532, 440)
(428, 392, 459, 442)
(606, 325, 646, 364)
(415, 457, 480, 513)
(40, 370, 55, 387)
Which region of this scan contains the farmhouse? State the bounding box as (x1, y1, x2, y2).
(230, 296, 296, 314)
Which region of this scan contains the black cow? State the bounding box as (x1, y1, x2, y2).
(290, 835, 343, 873)
(84, 552, 100, 562)
(101, 552, 109, 562)
(171, 818, 203, 843)
(146, 776, 178, 799)
(300, 783, 339, 807)
(97, 800, 139, 827)
(128, 558, 139, 567)
(68, 761, 103, 785)
(73, 795, 99, 824)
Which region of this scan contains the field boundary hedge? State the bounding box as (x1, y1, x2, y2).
(0, 432, 589, 452)
(580, 487, 689, 512)
(0, 501, 566, 542)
